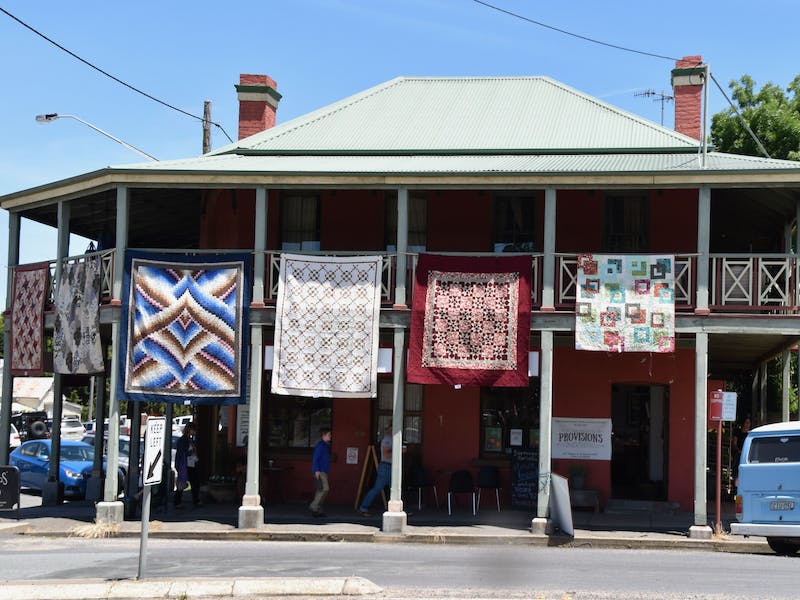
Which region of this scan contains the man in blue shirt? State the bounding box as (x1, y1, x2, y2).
(310, 427, 332, 518)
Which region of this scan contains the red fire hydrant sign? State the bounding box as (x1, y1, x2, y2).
(709, 390, 737, 421)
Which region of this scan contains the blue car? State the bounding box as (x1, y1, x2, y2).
(10, 439, 102, 498)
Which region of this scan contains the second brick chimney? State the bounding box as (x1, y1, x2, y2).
(671, 55, 705, 140)
(236, 74, 281, 140)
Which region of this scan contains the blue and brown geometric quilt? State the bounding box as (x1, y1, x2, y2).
(575, 254, 674, 353)
(9, 262, 50, 376)
(118, 252, 250, 404)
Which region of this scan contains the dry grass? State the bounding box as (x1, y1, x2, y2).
(68, 521, 121, 539)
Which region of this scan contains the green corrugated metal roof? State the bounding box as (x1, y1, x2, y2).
(211, 76, 701, 155)
(128, 150, 800, 175)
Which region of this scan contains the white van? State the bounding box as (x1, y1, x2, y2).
(731, 421, 800, 555)
(173, 415, 193, 434)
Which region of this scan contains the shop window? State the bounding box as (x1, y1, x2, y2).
(280, 192, 321, 250)
(385, 191, 428, 251)
(376, 382, 423, 445)
(603, 192, 649, 252)
(266, 395, 332, 450)
(492, 192, 536, 252)
(480, 382, 540, 456)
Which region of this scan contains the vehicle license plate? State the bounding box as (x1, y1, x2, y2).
(770, 500, 795, 511)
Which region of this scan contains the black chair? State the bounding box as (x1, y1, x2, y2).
(447, 469, 476, 515)
(406, 464, 439, 511)
(476, 465, 501, 512)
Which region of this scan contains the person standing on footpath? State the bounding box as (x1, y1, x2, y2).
(358, 425, 393, 517)
(174, 422, 202, 508)
(309, 427, 332, 518)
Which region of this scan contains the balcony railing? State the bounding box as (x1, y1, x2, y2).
(28, 250, 800, 315)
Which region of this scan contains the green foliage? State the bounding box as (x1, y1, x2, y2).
(711, 74, 800, 161)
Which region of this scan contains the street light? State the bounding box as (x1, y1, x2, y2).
(35, 113, 158, 161)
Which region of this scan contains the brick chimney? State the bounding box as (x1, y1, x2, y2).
(671, 55, 705, 140)
(236, 74, 281, 140)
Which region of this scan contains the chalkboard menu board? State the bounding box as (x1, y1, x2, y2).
(511, 449, 538, 509)
(0, 466, 20, 511)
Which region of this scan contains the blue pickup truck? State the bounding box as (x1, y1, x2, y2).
(731, 421, 800, 555)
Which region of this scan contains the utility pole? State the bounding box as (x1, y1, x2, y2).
(635, 89, 674, 126)
(203, 100, 212, 154)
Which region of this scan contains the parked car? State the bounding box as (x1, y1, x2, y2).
(11, 411, 50, 442)
(9, 439, 115, 499)
(83, 422, 95, 433)
(731, 421, 800, 555)
(172, 415, 193, 434)
(8, 423, 21, 451)
(60, 418, 86, 441)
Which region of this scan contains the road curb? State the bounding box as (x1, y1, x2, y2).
(1, 576, 382, 600)
(11, 526, 770, 553)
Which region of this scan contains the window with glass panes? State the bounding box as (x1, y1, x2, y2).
(602, 192, 649, 252)
(266, 394, 332, 450)
(492, 192, 536, 252)
(480, 381, 540, 457)
(376, 382, 423, 446)
(280, 192, 321, 249)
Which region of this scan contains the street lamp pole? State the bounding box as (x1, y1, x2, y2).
(35, 113, 158, 161)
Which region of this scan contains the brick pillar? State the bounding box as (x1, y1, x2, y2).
(671, 55, 704, 140)
(236, 74, 281, 140)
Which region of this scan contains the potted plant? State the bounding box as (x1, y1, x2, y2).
(568, 463, 587, 490)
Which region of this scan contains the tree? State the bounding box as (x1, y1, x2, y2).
(711, 74, 800, 161)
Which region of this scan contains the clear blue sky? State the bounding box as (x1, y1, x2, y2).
(1, 0, 798, 301)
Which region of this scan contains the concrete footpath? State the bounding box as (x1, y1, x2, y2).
(0, 496, 771, 599)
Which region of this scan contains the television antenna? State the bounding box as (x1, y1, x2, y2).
(635, 89, 674, 126)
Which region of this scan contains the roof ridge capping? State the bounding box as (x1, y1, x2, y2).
(214, 75, 702, 156)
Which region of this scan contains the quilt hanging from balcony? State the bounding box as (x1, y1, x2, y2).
(575, 254, 675, 353)
(118, 251, 251, 405)
(407, 254, 532, 387)
(9, 262, 50, 376)
(54, 258, 105, 375)
(272, 254, 382, 398)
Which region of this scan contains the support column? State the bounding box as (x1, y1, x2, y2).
(239, 186, 267, 529)
(782, 349, 791, 422)
(751, 367, 759, 426)
(0, 212, 20, 465)
(759, 362, 768, 425)
(86, 374, 106, 501)
(383, 327, 407, 533)
(695, 186, 711, 315)
(97, 185, 129, 525)
(689, 331, 712, 539)
(540, 188, 556, 312)
(532, 330, 553, 534)
(394, 187, 408, 309)
(44, 200, 70, 506)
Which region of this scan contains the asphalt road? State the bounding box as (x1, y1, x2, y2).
(0, 536, 795, 599)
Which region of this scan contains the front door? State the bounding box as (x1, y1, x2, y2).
(611, 384, 668, 500)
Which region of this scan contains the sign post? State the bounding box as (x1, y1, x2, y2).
(709, 390, 737, 535)
(138, 416, 166, 580)
(0, 466, 21, 520)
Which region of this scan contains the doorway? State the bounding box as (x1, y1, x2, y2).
(611, 384, 669, 500)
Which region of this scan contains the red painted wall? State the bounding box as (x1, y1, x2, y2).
(427, 191, 492, 251)
(321, 190, 386, 250)
(556, 190, 602, 251)
(199, 189, 256, 249)
(552, 346, 696, 510)
(651, 189, 697, 252)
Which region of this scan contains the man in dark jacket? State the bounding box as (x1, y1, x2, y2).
(309, 427, 332, 518)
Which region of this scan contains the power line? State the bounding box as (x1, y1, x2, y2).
(472, 1, 773, 158)
(0, 6, 234, 144)
(708, 72, 771, 159)
(471, 0, 682, 62)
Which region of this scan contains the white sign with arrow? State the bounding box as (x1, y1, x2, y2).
(143, 416, 166, 486)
